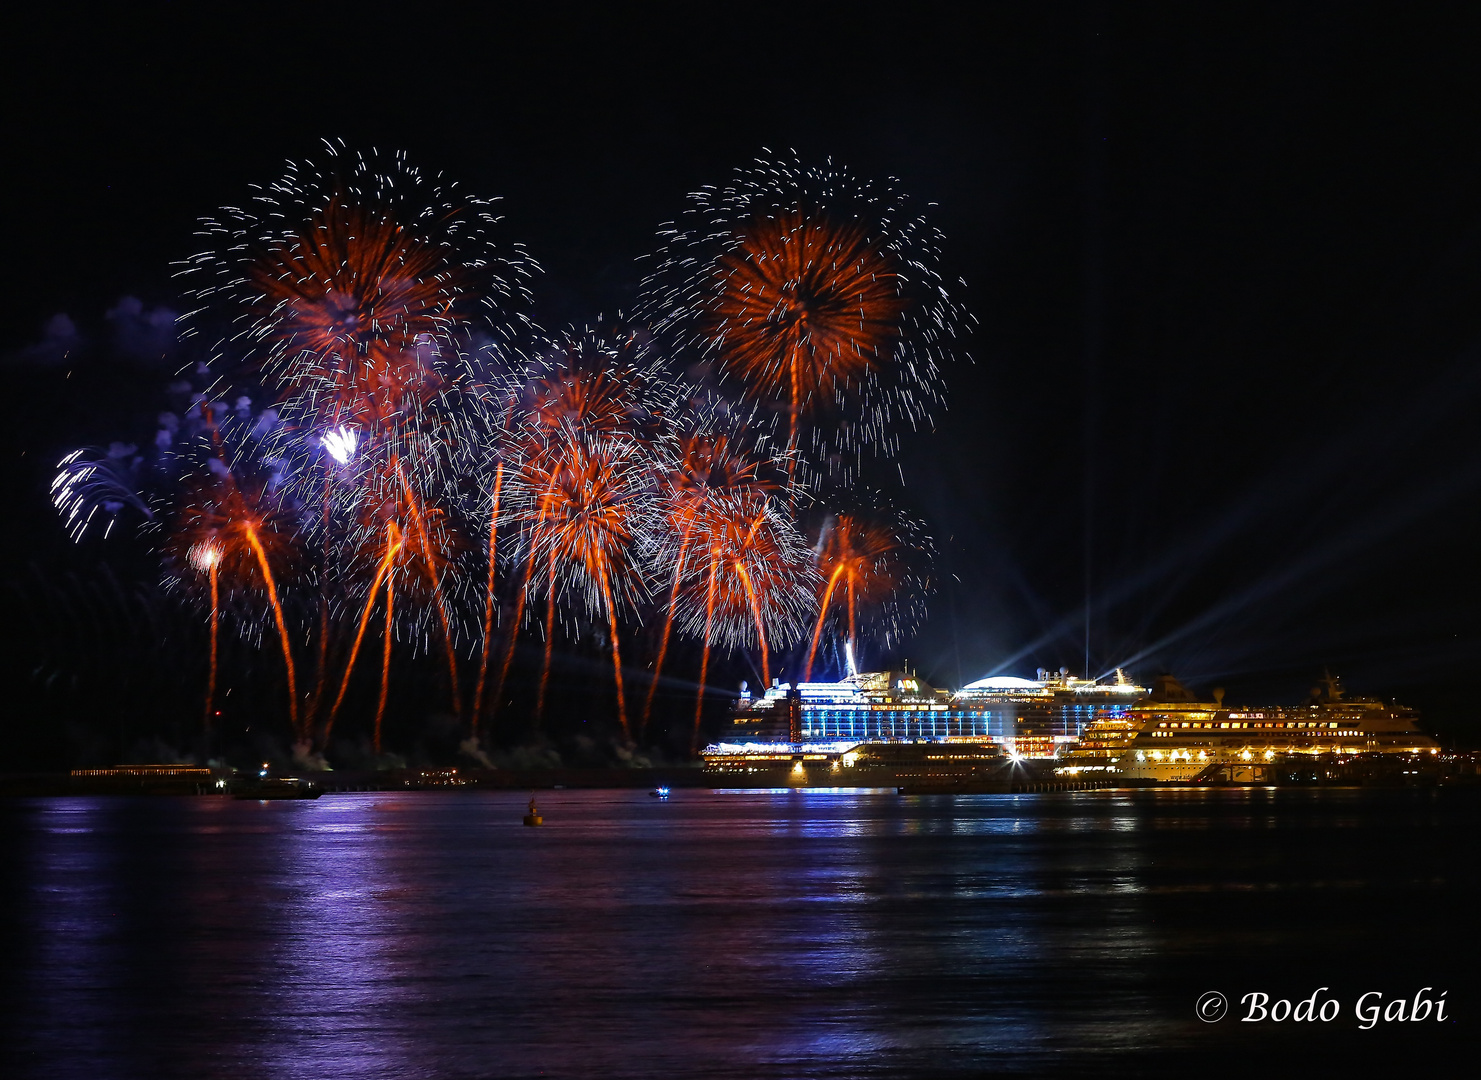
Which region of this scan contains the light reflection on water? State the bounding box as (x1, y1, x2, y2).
(1, 787, 1475, 1078)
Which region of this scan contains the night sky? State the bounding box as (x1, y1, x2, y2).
(6, 4, 1481, 747)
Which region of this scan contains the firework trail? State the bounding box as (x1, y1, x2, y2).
(316, 455, 463, 741)
(188, 540, 223, 730)
(640, 150, 968, 487)
(242, 520, 298, 730)
(323, 522, 403, 742)
(376, 553, 396, 755)
(693, 552, 721, 746)
(457, 371, 531, 737)
(803, 495, 934, 681)
(392, 457, 462, 715)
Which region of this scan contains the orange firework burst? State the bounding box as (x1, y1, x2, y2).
(480, 325, 679, 737)
(242, 195, 458, 427)
(496, 326, 682, 455)
(707, 210, 905, 471)
(671, 492, 818, 749)
(804, 500, 933, 681)
(518, 426, 652, 737)
(183, 141, 535, 432)
(641, 426, 783, 734)
(641, 152, 965, 485)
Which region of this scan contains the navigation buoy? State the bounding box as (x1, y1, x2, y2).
(522, 796, 543, 827)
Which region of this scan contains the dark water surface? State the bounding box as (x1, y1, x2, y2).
(2, 787, 1476, 1078)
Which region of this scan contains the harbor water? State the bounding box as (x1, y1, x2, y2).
(1, 787, 1475, 1077)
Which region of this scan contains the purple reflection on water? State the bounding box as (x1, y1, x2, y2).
(1, 788, 1475, 1077)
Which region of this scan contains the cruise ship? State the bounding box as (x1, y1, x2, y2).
(702, 666, 1147, 781)
(1055, 673, 1440, 782)
(721, 666, 1145, 753)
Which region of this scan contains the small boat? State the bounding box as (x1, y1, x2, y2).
(232, 777, 323, 800)
(522, 796, 543, 826)
(649, 786, 670, 799)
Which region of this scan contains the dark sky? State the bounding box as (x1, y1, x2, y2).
(6, 3, 1481, 739)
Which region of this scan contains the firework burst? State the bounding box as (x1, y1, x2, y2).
(640, 418, 791, 733)
(177, 140, 535, 420)
(174, 141, 538, 739)
(803, 495, 934, 680)
(478, 325, 680, 734)
(164, 463, 303, 734)
(51, 448, 155, 542)
(670, 492, 818, 748)
(640, 150, 968, 485)
(517, 424, 656, 737)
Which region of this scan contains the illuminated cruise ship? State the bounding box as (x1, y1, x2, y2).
(1055, 673, 1440, 782)
(703, 666, 1147, 775)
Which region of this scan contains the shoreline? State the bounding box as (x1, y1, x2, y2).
(3, 756, 1478, 797)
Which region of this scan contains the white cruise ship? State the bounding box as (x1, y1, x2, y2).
(1056, 673, 1440, 782)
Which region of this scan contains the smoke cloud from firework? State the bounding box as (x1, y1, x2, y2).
(47, 143, 967, 758)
